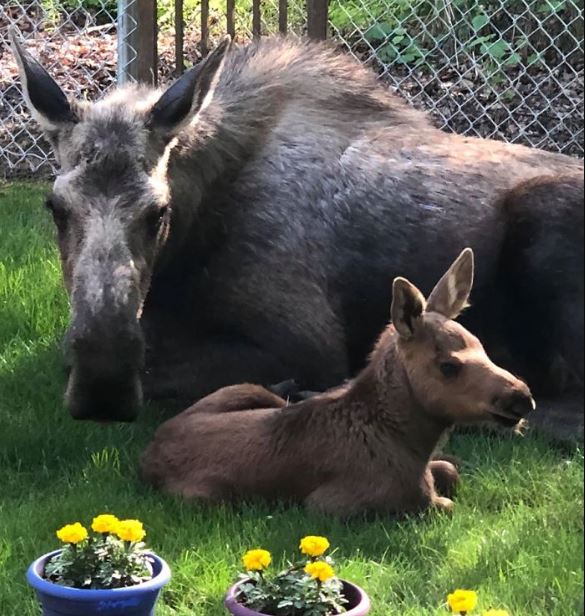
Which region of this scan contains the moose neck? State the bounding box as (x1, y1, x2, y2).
(349, 329, 452, 461)
(162, 89, 281, 256)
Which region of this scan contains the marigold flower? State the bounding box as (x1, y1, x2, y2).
(56, 523, 89, 545)
(305, 561, 336, 583)
(447, 590, 478, 614)
(300, 536, 331, 558)
(483, 611, 510, 616)
(115, 519, 146, 543)
(242, 549, 272, 572)
(91, 514, 120, 534)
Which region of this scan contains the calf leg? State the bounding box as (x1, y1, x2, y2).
(166, 475, 230, 503)
(180, 384, 288, 418)
(305, 480, 433, 518)
(429, 460, 460, 499)
(432, 495, 455, 514)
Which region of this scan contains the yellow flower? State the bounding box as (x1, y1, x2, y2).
(483, 611, 510, 616)
(447, 590, 478, 614)
(242, 549, 272, 572)
(91, 514, 120, 534)
(300, 536, 331, 558)
(56, 523, 89, 545)
(115, 519, 146, 543)
(305, 561, 336, 583)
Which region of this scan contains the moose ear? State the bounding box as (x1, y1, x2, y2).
(391, 277, 427, 340)
(426, 248, 475, 319)
(10, 30, 77, 133)
(147, 36, 231, 135)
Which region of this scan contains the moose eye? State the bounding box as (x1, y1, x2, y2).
(440, 361, 462, 379)
(45, 197, 69, 232)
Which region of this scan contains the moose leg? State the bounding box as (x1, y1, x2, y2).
(432, 495, 455, 514)
(178, 384, 288, 418)
(165, 475, 230, 503)
(144, 340, 310, 407)
(305, 480, 433, 517)
(498, 174, 584, 442)
(527, 394, 584, 443)
(429, 460, 460, 499)
(305, 484, 379, 517)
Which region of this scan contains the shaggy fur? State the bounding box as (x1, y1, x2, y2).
(11, 35, 583, 432)
(141, 250, 535, 516)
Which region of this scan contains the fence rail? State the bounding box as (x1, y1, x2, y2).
(1, 0, 583, 179)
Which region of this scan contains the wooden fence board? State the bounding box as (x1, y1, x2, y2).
(307, 0, 328, 40)
(279, 0, 288, 34)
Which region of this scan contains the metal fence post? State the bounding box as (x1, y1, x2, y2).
(117, 0, 158, 85)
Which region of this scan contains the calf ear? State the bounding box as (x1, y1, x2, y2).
(427, 248, 475, 319)
(391, 278, 427, 339)
(147, 36, 231, 136)
(10, 30, 78, 133)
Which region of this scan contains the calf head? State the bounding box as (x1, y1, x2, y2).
(391, 249, 535, 428)
(10, 32, 231, 421)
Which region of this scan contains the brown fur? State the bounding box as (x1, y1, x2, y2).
(142, 250, 535, 516)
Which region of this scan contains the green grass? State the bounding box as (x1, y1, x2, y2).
(0, 181, 583, 616)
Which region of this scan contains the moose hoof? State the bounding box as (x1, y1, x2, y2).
(433, 496, 455, 515)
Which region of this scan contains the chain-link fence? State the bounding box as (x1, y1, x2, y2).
(0, 0, 583, 179)
(1, 0, 118, 177)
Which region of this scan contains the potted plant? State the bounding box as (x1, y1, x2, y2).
(26, 514, 171, 616)
(225, 536, 371, 616)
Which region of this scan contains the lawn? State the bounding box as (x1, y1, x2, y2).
(0, 181, 583, 616)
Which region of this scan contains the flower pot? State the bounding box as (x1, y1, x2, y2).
(224, 579, 371, 616)
(26, 549, 171, 616)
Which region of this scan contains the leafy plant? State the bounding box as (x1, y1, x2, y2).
(236, 537, 348, 616)
(44, 515, 153, 590)
(365, 24, 427, 65)
(41, 0, 117, 15)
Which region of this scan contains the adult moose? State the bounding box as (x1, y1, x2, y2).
(10, 34, 583, 436)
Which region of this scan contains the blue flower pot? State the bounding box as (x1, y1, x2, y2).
(26, 549, 171, 616)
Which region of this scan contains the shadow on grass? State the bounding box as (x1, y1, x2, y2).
(0, 342, 165, 471)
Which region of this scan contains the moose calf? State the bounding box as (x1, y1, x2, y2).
(142, 250, 535, 516)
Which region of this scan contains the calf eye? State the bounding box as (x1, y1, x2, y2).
(45, 198, 69, 232)
(440, 361, 462, 379)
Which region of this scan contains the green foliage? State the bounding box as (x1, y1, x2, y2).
(45, 533, 153, 590)
(330, 0, 580, 76)
(40, 0, 117, 16)
(238, 566, 347, 616)
(364, 24, 426, 66)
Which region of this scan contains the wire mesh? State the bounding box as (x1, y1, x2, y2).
(0, 0, 119, 177)
(330, 0, 584, 156)
(0, 0, 583, 180)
